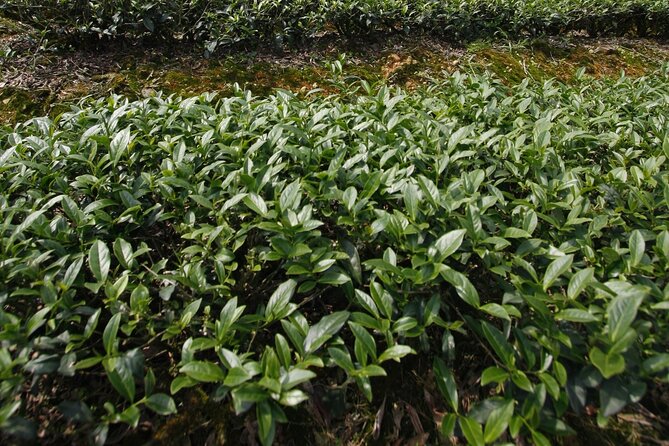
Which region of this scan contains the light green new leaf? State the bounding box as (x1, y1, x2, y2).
(429, 229, 466, 262)
(145, 394, 177, 415)
(628, 230, 645, 267)
(265, 279, 297, 322)
(555, 309, 599, 323)
(607, 292, 643, 343)
(441, 413, 457, 437)
(103, 313, 122, 356)
(243, 193, 268, 216)
(180, 361, 226, 383)
(590, 347, 625, 379)
(303, 311, 350, 354)
(89, 240, 111, 283)
(110, 127, 131, 166)
(480, 366, 509, 386)
(378, 345, 415, 363)
(567, 268, 594, 299)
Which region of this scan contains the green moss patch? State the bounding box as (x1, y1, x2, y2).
(0, 87, 51, 124)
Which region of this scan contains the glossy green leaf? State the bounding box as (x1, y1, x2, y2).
(483, 399, 514, 443)
(89, 240, 111, 283)
(567, 268, 594, 299)
(459, 416, 484, 446)
(265, 279, 297, 322)
(145, 394, 177, 415)
(303, 311, 350, 354)
(433, 357, 458, 412)
(378, 345, 415, 363)
(589, 347, 625, 379)
(543, 255, 573, 291)
(103, 313, 121, 356)
(180, 361, 226, 383)
(628, 230, 645, 267)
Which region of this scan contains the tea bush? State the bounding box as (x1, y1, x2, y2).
(1, 67, 669, 444)
(2, 0, 669, 50)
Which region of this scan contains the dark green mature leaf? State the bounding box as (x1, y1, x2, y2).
(480, 303, 510, 321)
(279, 389, 309, 406)
(440, 266, 480, 307)
(104, 358, 135, 402)
(281, 368, 316, 390)
(224, 367, 252, 387)
(433, 357, 458, 412)
(599, 378, 646, 417)
(62, 256, 84, 288)
(328, 347, 355, 372)
(341, 239, 362, 284)
(348, 322, 376, 360)
(257, 400, 276, 446)
(113, 238, 134, 269)
(280, 180, 302, 211)
(244, 193, 268, 216)
(481, 322, 515, 368)
(642, 354, 669, 374)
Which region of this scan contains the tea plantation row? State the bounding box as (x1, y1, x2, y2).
(2, 0, 669, 50)
(1, 68, 669, 444)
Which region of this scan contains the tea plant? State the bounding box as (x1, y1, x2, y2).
(1, 66, 669, 444)
(2, 0, 668, 50)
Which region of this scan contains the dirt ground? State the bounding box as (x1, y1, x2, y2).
(2, 17, 669, 124)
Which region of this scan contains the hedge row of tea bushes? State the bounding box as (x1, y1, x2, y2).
(1, 68, 669, 444)
(2, 0, 669, 50)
